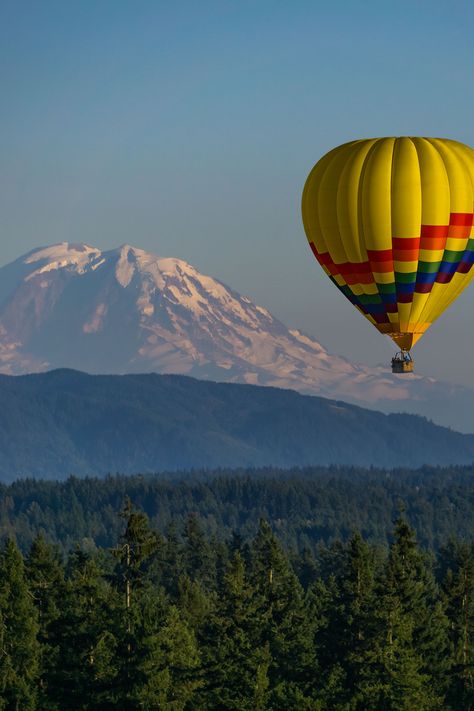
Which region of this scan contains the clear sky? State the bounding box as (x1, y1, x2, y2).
(1, 0, 474, 385)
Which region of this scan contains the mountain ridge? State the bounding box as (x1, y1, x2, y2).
(0, 368, 472, 481)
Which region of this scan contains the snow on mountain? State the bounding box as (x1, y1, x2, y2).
(0, 242, 472, 432)
(24, 243, 103, 278)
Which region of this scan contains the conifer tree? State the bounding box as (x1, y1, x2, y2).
(0, 539, 40, 710)
(114, 498, 160, 603)
(250, 519, 316, 709)
(26, 534, 66, 711)
(177, 574, 213, 630)
(136, 604, 201, 710)
(322, 533, 376, 707)
(441, 540, 474, 710)
(354, 519, 444, 710)
(112, 499, 163, 708)
(51, 547, 118, 709)
(389, 520, 450, 700)
(160, 521, 185, 597)
(305, 575, 343, 708)
(295, 547, 318, 591)
(183, 513, 216, 588)
(198, 550, 270, 710)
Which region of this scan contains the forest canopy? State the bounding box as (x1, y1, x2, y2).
(1, 500, 474, 709)
(2, 463, 474, 553)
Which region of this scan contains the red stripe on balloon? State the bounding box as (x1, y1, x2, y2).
(436, 272, 454, 284)
(308, 212, 473, 286)
(415, 283, 433, 294)
(392, 237, 421, 250)
(457, 262, 473, 274)
(450, 213, 474, 226)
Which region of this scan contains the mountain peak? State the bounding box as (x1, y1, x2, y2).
(114, 243, 148, 259)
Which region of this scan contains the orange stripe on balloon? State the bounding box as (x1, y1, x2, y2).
(448, 224, 472, 240)
(393, 249, 419, 261)
(370, 260, 394, 273)
(420, 225, 448, 251)
(420, 236, 448, 250)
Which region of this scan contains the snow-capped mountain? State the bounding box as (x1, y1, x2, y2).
(0, 242, 472, 432)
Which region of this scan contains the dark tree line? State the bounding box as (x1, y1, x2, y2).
(3, 465, 474, 554)
(1, 502, 474, 709)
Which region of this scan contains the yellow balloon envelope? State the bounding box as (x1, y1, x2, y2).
(301, 137, 474, 352)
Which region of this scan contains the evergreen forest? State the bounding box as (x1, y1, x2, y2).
(2, 466, 474, 708)
(3, 464, 474, 553)
(1, 501, 474, 709)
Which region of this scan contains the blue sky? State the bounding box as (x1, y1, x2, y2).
(1, 1, 474, 384)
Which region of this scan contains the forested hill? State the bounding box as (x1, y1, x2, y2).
(4, 464, 474, 552)
(1, 369, 474, 480)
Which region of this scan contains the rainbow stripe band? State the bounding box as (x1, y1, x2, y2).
(309, 212, 474, 325)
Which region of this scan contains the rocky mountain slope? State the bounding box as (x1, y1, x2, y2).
(0, 242, 472, 431)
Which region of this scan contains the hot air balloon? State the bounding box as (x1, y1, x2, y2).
(301, 137, 474, 373)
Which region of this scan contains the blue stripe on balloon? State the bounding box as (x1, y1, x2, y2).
(415, 272, 438, 285)
(438, 261, 459, 275)
(396, 282, 416, 295)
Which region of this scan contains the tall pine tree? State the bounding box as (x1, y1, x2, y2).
(198, 550, 270, 710)
(250, 519, 316, 709)
(26, 533, 66, 711)
(441, 540, 474, 710)
(354, 519, 445, 710)
(0, 539, 40, 711)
